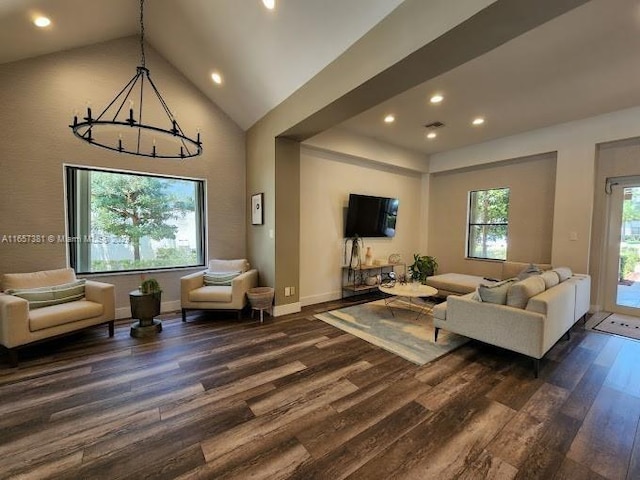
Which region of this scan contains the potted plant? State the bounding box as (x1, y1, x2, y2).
(129, 277, 163, 337)
(408, 254, 438, 284)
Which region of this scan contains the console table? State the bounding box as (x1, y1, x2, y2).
(341, 262, 405, 299)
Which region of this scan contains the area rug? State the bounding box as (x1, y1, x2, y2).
(593, 312, 640, 341)
(314, 299, 469, 365)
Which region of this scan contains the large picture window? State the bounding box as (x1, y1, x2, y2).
(66, 166, 206, 274)
(467, 188, 510, 261)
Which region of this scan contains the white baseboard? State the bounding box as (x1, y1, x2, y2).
(273, 302, 301, 317)
(115, 300, 181, 320)
(300, 291, 341, 307)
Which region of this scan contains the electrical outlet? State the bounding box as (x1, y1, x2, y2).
(284, 287, 291, 296)
(290, 286, 295, 296)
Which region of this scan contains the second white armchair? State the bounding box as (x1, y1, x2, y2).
(180, 259, 258, 321)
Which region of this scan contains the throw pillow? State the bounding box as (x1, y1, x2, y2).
(517, 263, 543, 280)
(540, 270, 560, 289)
(203, 271, 241, 286)
(506, 276, 546, 309)
(7, 279, 86, 309)
(553, 267, 573, 282)
(477, 278, 516, 305)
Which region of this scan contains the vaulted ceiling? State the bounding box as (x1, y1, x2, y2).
(2, 0, 640, 156)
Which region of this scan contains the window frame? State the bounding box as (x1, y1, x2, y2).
(64, 164, 207, 275)
(466, 187, 510, 261)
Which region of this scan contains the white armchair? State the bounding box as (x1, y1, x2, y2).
(0, 267, 115, 366)
(181, 259, 258, 321)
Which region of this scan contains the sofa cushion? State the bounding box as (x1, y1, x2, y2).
(29, 299, 103, 331)
(189, 285, 233, 303)
(507, 276, 546, 309)
(553, 267, 573, 282)
(208, 259, 249, 273)
(540, 270, 560, 289)
(203, 271, 241, 286)
(7, 280, 86, 309)
(2, 267, 76, 291)
(478, 279, 516, 305)
(425, 273, 486, 295)
(501, 262, 551, 281)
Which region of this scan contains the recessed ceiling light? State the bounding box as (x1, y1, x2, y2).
(384, 114, 395, 124)
(262, 0, 276, 10)
(34, 16, 51, 28)
(426, 132, 437, 139)
(430, 94, 444, 104)
(472, 117, 485, 126)
(211, 72, 223, 85)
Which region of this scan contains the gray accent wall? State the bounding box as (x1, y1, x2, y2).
(0, 36, 245, 315)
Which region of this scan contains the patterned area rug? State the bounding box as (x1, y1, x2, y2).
(314, 299, 469, 365)
(593, 312, 640, 341)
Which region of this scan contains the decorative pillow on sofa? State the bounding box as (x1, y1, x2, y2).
(553, 267, 573, 282)
(540, 270, 560, 289)
(477, 278, 516, 305)
(203, 271, 241, 286)
(506, 276, 546, 309)
(517, 263, 543, 280)
(6, 279, 86, 309)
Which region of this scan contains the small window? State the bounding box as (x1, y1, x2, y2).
(467, 188, 509, 261)
(66, 166, 206, 274)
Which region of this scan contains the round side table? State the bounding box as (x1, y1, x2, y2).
(129, 290, 162, 337)
(247, 287, 275, 324)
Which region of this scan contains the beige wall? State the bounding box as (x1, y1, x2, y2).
(428, 153, 557, 279)
(0, 37, 246, 317)
(299, 145, 423, 306)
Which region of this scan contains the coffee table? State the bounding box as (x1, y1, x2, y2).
(378, 283, 438, 320)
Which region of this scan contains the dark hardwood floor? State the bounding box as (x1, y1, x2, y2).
(1, 294, 640, 479)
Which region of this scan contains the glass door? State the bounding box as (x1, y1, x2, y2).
(604, 183, 640, 315)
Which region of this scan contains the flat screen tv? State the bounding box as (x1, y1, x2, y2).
(344, 193, 399, 238)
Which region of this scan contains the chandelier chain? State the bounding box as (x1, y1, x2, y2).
(139, 0, 146, 67)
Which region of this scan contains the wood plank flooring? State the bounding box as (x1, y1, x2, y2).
(1, 295, 640, 479)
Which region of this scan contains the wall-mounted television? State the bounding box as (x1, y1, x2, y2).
(344, 193, 399, 238)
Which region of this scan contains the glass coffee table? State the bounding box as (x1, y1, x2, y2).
(378, 283, 438, 320)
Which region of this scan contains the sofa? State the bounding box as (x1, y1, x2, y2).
(432, 264, 591, 376)
(425, 261, 552, 297)
(0, 267, 115, 366)
(181, 258, 258, 321)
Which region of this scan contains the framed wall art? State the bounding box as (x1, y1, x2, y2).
(251, 193, 264, 225)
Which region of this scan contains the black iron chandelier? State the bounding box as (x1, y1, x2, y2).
(69, 0, 202, 159)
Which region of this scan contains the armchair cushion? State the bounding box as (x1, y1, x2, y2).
(189, 286, 233, 303)
(6, 280, 86, 309)
(2, 267, 76, 291)
(208, 259, 249, 273)
(203, 271, 241, 286)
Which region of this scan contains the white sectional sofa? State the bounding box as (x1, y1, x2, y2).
(431, 265, 590, 376)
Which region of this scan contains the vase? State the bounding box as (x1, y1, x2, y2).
(364, 246, 373, 266)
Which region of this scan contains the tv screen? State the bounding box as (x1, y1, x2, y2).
(344, 194, 399, 238)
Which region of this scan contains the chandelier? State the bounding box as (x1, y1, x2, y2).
(69, 0, 202, 159)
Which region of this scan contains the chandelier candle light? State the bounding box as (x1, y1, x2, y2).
(69, 0, 202, 159)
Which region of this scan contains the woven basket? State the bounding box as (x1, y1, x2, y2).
(247, 287, 275, 310)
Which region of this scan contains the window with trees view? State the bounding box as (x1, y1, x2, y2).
(66, 166, 205, 274)
(467, 188, 510, 261)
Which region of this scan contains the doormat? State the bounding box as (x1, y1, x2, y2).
(593, 312, 640, 341)
(314, 299, 468, 365)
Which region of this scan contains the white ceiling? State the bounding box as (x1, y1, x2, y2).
(0, 0, 402, 130)
(340, 0, 640, 155)
(1, 0, 640, 156)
